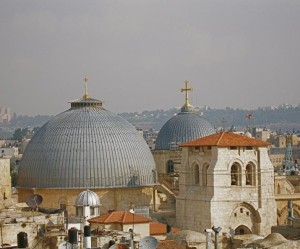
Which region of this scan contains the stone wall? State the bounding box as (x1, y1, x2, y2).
(18, 186, 156, 216)
(1, 222, 37, 247)
(152, 150, 182, 175)
(0, 158, 11, 200)
(0, 212, 63, 247)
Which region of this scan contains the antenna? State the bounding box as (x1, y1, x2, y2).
(139, 236, 158, 249)
(25, 194, 43, 210)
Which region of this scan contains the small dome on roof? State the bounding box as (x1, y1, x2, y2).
(244, 131, 252, 138)
(75, 189, 100, 207)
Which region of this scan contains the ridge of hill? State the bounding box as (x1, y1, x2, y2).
(119, 106, 300, 133)
(1, 107, 300, 139)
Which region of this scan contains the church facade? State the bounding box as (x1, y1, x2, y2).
(176, 132, 277, 236)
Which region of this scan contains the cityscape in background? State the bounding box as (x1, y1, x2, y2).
(1, 95, 300, 248)
(1, 102, 300, 139)
(2, 103, 300, 166)
(1, 0, 300, 247)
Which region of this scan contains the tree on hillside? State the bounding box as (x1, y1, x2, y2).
(12, 128, 28, 141)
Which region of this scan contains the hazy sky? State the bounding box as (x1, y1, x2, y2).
(1, 0, 300, 116)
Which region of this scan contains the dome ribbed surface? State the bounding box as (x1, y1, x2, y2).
(17, 106, 157, 189)
(75, 189, 100, 206)
(155, 112, 215, 150)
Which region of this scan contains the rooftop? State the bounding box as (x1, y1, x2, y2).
(150, 222, 180, 235)
(88, 211, 152, 224)
(180, 131, 270, 147)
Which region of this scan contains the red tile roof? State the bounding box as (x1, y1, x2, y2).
(115, 244, 129, 249)
(150, 222, 180, 235)
(88, 211, 152, 224)
(180, 131, 270, 147)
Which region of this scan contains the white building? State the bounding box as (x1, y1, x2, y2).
(176, 132, 277, 237)
(0, 107, 11, 124)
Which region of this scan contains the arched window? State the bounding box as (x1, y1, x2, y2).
(90, 206, 100, 216)
(203, 164, 209, 186)
(234, 225, 252, 235)
(58, 197, 67, 211)
(231, 163, 241, 186)
(194, 164, 200, 184)
(166, 160, 174, 174)
(76, 207, 83, 217)
(246, 164, 255, 185)
(60, 203, 66, 211)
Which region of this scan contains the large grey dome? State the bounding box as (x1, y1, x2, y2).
(155, 112, 215, 150)
(17, 96, 157, 189)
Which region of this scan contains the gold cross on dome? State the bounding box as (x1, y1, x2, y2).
(83, 75, 89, 99)
(181, 80, 193, 107)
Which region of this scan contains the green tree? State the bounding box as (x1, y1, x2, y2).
(12, 128, 28, 141)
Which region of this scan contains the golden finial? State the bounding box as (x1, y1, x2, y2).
(83, 75, 89, 99)
(180, 80, 193, 109)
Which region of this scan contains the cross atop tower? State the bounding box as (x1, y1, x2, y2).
(181, 80, 193, 109)
(83, 75, 90, 99)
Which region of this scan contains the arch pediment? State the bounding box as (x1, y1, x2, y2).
(227, 158, 244, 171)
(230, 201, 262, 224)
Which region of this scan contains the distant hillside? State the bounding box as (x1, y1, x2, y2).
(120, 107, 300, 133)
(204, 107, 300, 132)
(1, 107, 300, 139)
(0, 115, 52, 139)
(9, 115, 53, 128)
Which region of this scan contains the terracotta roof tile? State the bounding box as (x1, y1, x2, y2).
(88, 211, 152, 224)
(150, 222, 167, 235)
(180, 131, 270, 147)
(150, 222, 180, 235)
(116, 244, 129, 249)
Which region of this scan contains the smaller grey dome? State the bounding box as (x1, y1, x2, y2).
(155, 80, 215, 150)
(155, 112, 215, 150)
(75, 189, 100, 207)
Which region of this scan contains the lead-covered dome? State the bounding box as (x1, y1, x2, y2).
(17, 93, 157, 189)
(155, 80, 215, 150)
(75, 189, 100, 207)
